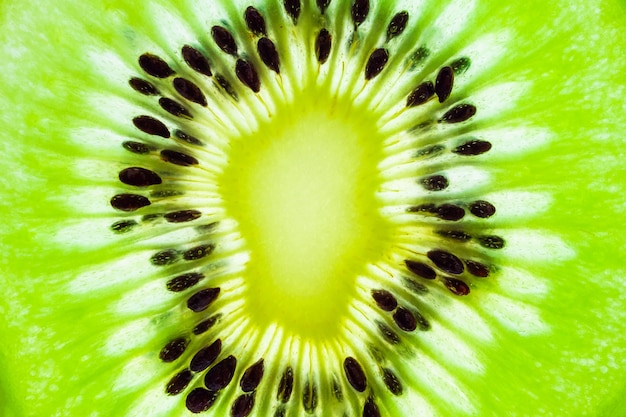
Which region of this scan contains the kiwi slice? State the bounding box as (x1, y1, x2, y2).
(1, 0, 625, 416)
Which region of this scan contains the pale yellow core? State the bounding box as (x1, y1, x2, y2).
(219, 86, 392, 339)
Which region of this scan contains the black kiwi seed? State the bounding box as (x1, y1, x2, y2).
(386, 11, 409, 41)
(186, 388, 218, 413)
(215, 74, 239, 100)
(166, 369, 193, 395)
(205, 355, 237, 391)
(469, 200, 496, 218)
(277, 367, 294, 403)
(182, 45, 213, 77)
(231, 393, 255, 417)
(351, 0, 370, 27)
(190, 339, 222, 372)
(110, 193, 151, 211)
(453, 139, 492, 156)
(165, 210, 202, 223)
(478, 235, 506, 249)
(166, 272, 205, 292)
(173, 77, 208, 106)
(371, 289, 398, 311)
(416, 144, 445, 158)
(159, 337, 189, 362)
(192, 314, 221, 335)
(315, 29, 332, 64)
(465, 260, 490, 277)
(211, 26, 238, 56)
(257, 38, 281, 74)
(160, 149, 199, 167)
(382, 368, 403, 396)
(435, 66, 454, 103)
(151, 249, 180, 266)
(138, 53, 175, 78)
(183, 244, 215, 261)
(363, 396, 381, 417)
(376, 321, 400, 344)
(444, 277, 471, 296)
(420, 174, 449, 191)
(235, 59, 261, 93)
(159, 97, 193, 119)
(129, 77, 159, 95)
(439, 103, 477, 123)
(133, 115, 170, 138)
(451, 56, 471, 74)
(302, 380, 318, 413)
(123, 140, 153, 154)
(405, 259, 436, 279)
(364, 48, 389, 80)
(245, 6, 267, 36)
(427, 249, 464, 275)
(343, 357, 367, 392)
(283, 0, 301, 22)
(436, 230, 472, 242)
(110, 219, 137, 234)
(436, 204, 465, 221)
(187, 287, 220, 312)
(393, 307, 417, 332)
(118, 167, 162, 187)
(317, 0, 331, 14)
(406, 81, 435, 107)
(174, 129, 204, 146)
(240, 359, 265, 392)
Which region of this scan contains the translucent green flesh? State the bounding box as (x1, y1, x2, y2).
(0, 0, 625, 417)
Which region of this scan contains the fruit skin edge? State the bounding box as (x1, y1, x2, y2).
(0, 0, 626, 416)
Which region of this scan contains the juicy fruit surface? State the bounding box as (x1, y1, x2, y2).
(1, 0, 626, 416)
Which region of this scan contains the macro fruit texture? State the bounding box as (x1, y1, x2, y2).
(0, 0, 625, 416)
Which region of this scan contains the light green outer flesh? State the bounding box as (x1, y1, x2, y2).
(0, 0, 625, 416)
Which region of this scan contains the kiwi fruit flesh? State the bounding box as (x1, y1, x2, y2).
(1, 0, 625, 416)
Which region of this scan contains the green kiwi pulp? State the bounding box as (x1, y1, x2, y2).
(1, 0, 626, 416)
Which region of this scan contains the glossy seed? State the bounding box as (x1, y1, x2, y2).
(165, 209, 202, 223)
(160, 149, 199, 166)
(167, 272, 204, 292)
(183, 244, 215, 261)
(186, 388, 218, 413)
(139, 53, 175, 78)
(232, 393, 255, 417)
(159, 337, 188, 362)
(436, 204, 465, 221)
(159, 97, 192, 119)
(123, 141, 153, 154)
(205, 355, 237, 391)
(215, 75, 238, 100)
(175, 130, 203, 146)
(110, 194, 150, 212)
(435, 66, 454, 103)
(119, 167, 162, 187)
(469, 200, 496, 217)
(478, 235, 505, 249)
(405, 259, 436, 279)
(427, 249, 464, 275)
(436, 230, 472, 242)
(303, 380, 318, 413)
(240, 359, 265, 392)
(173, 77, 207, 106)
(166, 369, 193, 395)
(382, 368, 403, 395)
(444, 277, 470, 296)
(211, 26, 238, 56)
(453, 139, 492, 155)
(235, 59, 261, 93)
(111, 220, 137, 234)
(257, 38, 280, 74)
(245, 7, 267, 36)
(151, 249, 179, 266)
(409, 46, 430, 67)
(182, 45, 212, 77)
(465, 260, 490, 277)
(371, 289, 398, 311)
(386, 11, 409, 41)
(420, 174, 449, 191)
(315, 29, 332, 64)
(365, 48, 389, 80)
(283, 0, 301, 22)
(393, 307, 417, 331)
(377, 321, 400, 344)
(343, 357, 367, 392)
(133, 115, 170, 138)
(277, 367, 294, 403)
(193, 315, 220, 335)
(190, 339, 222, 372)
(187, 288, 220, 312)
(129, 77, 159, 95)
(351, 0, 369, 26)
(440, 103, 477, 123)
(406, 81, 435, 107)
(317, 0, 331, 13)
(451, 57, 471, 74)
(363, 396, 381, 417)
